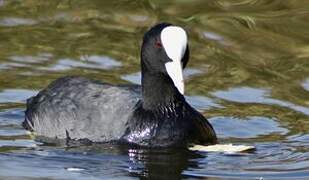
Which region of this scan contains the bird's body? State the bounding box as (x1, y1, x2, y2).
(24, 76, 140, 143)
(23, 23, 217, 147)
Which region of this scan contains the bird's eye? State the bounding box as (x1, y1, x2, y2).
(155, 39, 162, 48)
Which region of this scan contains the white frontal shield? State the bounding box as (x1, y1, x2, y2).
(161, 26, 187, 95)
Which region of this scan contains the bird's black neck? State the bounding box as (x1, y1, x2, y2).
(141, 66, 184, 111)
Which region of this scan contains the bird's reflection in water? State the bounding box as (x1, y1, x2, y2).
(126, 147, 201, 179)
(61, 143, 203, 179)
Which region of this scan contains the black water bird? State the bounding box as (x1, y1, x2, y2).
(23, 23, 217, 147)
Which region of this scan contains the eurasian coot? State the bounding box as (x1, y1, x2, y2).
(23, 23, 217, 147)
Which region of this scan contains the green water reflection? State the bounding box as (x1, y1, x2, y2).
(1, 0, 307, 128)
(0, 0, 308, 179)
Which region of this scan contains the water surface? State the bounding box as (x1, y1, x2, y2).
(0, 0, 308, 179)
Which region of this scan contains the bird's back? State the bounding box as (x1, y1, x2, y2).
(24, 76, 141, 143)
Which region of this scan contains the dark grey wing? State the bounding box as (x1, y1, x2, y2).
(24, 76, 141, 142)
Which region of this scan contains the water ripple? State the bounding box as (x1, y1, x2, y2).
(40, 56, 121, 71)
(302, 79, 309, 91)
(212, 87, 309, 115)
(0, 17, 37, 27)
(0, 89, 38, 103)
(210, 116, 288, 139)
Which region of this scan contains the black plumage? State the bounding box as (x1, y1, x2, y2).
(23, 23, 217, 147)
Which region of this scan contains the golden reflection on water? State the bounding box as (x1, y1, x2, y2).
(0, 0, 308, 132)
(0, 1, 307, 127)
(0, 0, 308, 178)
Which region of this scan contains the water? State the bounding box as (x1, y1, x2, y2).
(0, 0, 308, 179)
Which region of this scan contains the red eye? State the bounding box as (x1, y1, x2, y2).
(155, 39, 162, 48)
